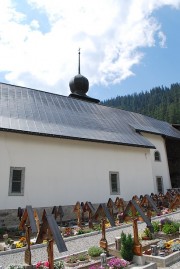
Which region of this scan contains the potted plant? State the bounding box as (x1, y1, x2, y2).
(88, 246, 104, 260)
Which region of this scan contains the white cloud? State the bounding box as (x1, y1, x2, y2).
(0, 0, 180, 96)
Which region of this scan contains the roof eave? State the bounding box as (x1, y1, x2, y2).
(0, 128, 155, 149)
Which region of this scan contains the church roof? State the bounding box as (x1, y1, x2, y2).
(0, 82, 179, 149)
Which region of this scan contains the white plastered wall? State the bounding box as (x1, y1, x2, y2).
(0, 131, 155, 209)
(141, 132, 171, 194)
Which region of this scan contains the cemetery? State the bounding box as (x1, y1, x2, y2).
(0, 189, 179, 269)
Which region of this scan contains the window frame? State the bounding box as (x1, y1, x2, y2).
(109, 171, 120, 195)
(156, 176, 164, 194)
(8, 167, 25, 196)
(154, 151, 161, 162)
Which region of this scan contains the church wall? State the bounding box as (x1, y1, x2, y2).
(142, 132, 171, 193)
(0, 131, 155, 210)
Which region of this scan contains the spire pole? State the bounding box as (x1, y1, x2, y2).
(78, 48, 81, 74)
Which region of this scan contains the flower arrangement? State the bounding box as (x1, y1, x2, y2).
(36, 261, 50, 269)
(15, 242, 24, 248)
(63, 227, 73, 237)
(19, 237, 26, 242)
(36, 261, 65, 269)
(108, 257, 129, 269)
(105, 221, 111, 229)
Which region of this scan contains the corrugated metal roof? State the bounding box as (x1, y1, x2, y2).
(0, 83, 179, 148)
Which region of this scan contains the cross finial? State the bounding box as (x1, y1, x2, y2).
(78, 48, 81, 74)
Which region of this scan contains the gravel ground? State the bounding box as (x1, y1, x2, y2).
(0, 210, 179, 269)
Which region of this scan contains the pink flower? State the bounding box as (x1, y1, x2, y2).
(43, 261, 50, 268)
(108, 258, 129, 269)
(36, 261, 43, 268)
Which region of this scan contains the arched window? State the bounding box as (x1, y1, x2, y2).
(154, 151, 161, 161)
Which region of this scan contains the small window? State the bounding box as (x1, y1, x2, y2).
(109, 172, 120, 195)
(154, 151, 161, 161)
(8, 167, 25, 196)
(156, 176, 164, 194)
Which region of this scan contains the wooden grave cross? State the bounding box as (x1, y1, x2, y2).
(19, 205, 39, 265)
(169, 194, 180, 210)
(73, 201, 82, 227)
(132, 218, 142, 256)
(36, 209, 67, 269)
(140, 194, 161, 217)
(123, 200, 154, 233)
(107, 198, 114, 217)
(52, 206, 64, 225)
(99, 218, 108, 253)
(132, 195, 141, 205)
(94, 203, 115, 227)
(114, 197, 125, 213)
(83, 202, 95, 228)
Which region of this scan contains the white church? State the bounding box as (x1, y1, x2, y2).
(0, 65, 180, 214)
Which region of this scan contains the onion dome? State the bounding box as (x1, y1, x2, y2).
(69, 49, 99, 103)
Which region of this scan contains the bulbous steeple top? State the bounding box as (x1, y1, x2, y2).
(69, 49, 89, 96)
(69, 49, 99, 103)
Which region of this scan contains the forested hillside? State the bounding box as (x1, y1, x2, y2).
(101, 83, 180, 124)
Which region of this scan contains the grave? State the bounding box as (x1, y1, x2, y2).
(19, 205, 39, 265)
(94, 203, 115, 227)
(36, 209, 67, 269)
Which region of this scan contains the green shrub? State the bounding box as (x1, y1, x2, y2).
(77, 253, 89, 261)
(172, 221, 180, 231)
(152, 221, 160, 232)
(162, 223, 177, 234)
(88, 246, 103, 257)
(120, 232, 134, 261)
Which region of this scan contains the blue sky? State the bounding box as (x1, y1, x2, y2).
(0, 1, 180, 102)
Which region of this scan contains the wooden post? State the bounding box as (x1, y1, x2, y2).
(77, 207, 81, 227)
(89, 211, 93, 229)
(47, 239, 54, 269)
(99, 218, 108, 253)
(133, 218, 142, 256)
(24, 225, 31, 265)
